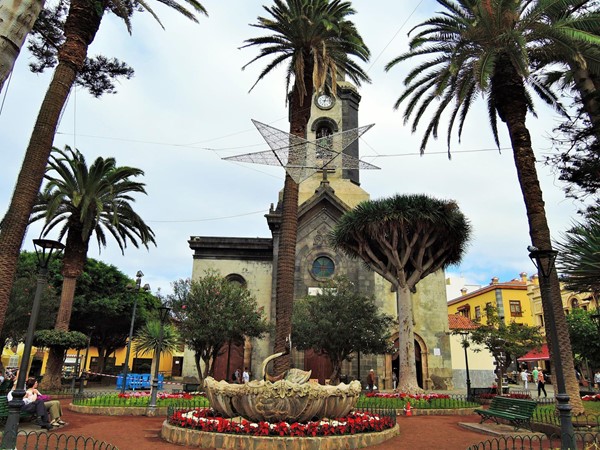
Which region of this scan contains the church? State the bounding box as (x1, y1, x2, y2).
(183, 79, 453, 391)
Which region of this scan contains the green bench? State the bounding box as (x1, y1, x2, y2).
(474, 396, 537, 431)
(0, 396, 38, 424)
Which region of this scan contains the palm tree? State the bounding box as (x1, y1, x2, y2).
(134, 319, 181, 380)
(0, 0, 207, 337)
(332, 194, 471, 392)
(539, 1, 600, 132)
(555, 209, 600, 295)
(30, 146, 156, 389)
(0, 0, 44, 92)
(241, 0, 370, 375)
(384, 0, 599, 413)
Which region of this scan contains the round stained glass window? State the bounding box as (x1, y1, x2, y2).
(311, 256, 335, 278)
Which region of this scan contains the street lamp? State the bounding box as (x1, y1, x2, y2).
(458, 331, 472, 401)
(148, 305, 170, 413)
(120, 270, 150, 395)
(3, 238, 64, 447)
(529, 247, 576, 450)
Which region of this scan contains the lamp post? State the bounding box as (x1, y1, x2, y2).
(458, 331, 472, 401)
(120, 270, 150, 395)
(529, 247, 576, 450)
(148, 305, 170, 413)
(3, 239, 64, 447)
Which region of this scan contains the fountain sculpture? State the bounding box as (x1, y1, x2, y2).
(204, 351, 362, 422)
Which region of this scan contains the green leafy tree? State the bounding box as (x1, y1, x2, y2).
(292, 277, 395, 384)
(332, 194, 471, 392)
(0, 0, 207, 343)
(167, 273, 271, 384)
(242, 0, 370, 375)
(556, 209, 600, 294)
(565, 308, 600, 370)
(29, 146, 156, 390)
(1, 251, 61, 347)
(467, 306, 544, 393)
(385, 0, 597, 413)
(68, 259, 160, 375)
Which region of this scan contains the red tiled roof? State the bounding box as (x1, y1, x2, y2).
(448, 314, 479, 330)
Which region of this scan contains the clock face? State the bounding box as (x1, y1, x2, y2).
(316, 94, 334, 109)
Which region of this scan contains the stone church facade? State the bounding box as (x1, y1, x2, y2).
(185, 81, 453, 391)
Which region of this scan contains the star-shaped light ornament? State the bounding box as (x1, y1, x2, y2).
(223, 120, 379, 183)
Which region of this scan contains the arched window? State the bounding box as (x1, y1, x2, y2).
(315, 125, 333, 159)
(226, 273, 247, 288)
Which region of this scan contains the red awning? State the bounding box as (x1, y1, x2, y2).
(517, 344, 550, 362)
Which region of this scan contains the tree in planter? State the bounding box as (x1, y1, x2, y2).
(332, 194, 471, 392)
(241, 0, 370, 375)
(292, 276, 395, 384)
(33, 329, 87, 387)
(134, 318, 181, 379)
(167, 273, 271, 384)
(467, 305, 544, 394)
(29, 146, 156, 390)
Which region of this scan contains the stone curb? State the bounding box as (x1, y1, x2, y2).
(161, 420, 400, 450)
(69, 404, 168, 416)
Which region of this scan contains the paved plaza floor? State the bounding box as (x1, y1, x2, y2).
(7, 398, 541, 450)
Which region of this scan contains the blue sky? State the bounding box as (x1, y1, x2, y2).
(0, 0, 581, 296)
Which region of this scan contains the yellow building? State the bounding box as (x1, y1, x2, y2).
(447, 273, 535, 327)
(1, 340, 181, 384)
(527, 276, 599, 329)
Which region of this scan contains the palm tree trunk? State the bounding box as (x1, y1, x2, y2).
(0, 0, 45, 92)
(272, 77, 313, 376)
(55, 229, 88, 331)
(0, 0, 103, 335)
(396, 286, 421, 393)
(273, 172, 299, 375)
(493, 60, 584, 415)
(55, 276, 77, 331)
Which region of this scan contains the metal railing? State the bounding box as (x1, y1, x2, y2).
(465, 431, 600, 450)
(0, 431, 118, 449)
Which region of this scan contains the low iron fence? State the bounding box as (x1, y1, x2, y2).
(0, 431, 118, 449)
(465, 431, 600, 450)
(71, 391, 209, 409)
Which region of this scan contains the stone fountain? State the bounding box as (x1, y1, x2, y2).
(203, 351, 362, 422)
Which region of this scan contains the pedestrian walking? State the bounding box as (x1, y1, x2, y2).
(520, 368, 529, 390)
(242, 367, 250, 384)
(594, 370, 600, 389)
(537, 370, 547, 398)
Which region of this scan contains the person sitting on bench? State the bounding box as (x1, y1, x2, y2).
(7, 380, 53, 430)
(25, 377, 66, 427)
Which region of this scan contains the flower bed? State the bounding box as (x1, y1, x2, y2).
(478, 393, 532, 400)
(583, 394, 600, 402)
(364, 392, 450, 400)
(118, 392, 196, 400)
(169, 407, 395, 437)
